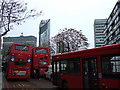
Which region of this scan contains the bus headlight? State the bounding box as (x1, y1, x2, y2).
(11, 56, 15, 61)
(27, 57, 32, 63)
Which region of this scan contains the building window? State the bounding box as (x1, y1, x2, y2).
(115, 28, 120, 35)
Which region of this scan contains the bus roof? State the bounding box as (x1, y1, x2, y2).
(52, 44, 120, 60)
(12, 44, 32, 47)
(32, 47, 49, 49)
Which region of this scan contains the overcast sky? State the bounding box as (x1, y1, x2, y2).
(5, 0, 118, 48)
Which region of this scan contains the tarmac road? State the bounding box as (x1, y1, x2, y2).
(2, 73, 58, 90)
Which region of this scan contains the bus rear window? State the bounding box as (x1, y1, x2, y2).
(15, 45, 29, 51)
(36, 48, 47, 54)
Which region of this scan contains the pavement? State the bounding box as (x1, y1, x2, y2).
(0, 72, 2, 90)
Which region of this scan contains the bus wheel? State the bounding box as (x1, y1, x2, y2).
(62, 81, 67, 89)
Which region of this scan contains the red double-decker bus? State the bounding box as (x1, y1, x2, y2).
(31, 47, 50, 77)
(52, 44, 120, 89)
(4, 44, 32, 79)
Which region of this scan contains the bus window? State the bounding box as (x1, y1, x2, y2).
(15, 45, 28, 51)
(68, 60, 80, 75)
(36, 48, 47, 54)
(101, 55, 120, 78)
(60, 58, 80, 75)
(61, 60, 67, 73)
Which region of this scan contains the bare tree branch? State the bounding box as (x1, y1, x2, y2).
(0, 0, 42, 36)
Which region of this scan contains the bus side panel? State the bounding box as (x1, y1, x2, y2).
(61, 74, 83, 88)
(99, 78, 120, 88)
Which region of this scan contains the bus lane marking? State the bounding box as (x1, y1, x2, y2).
(13, 85, 16, 88)
(18, 84, 21, 87)
(16, 83, 30, 87)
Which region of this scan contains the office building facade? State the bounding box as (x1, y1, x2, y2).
(94, 19, 107, 47)
(94, 1, 120, 47)
(104, 1, 120, 45)
(39, 19, 50, 47)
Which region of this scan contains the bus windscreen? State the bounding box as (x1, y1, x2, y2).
(36, 48, 47, 54)
(15, 45, 29, 51)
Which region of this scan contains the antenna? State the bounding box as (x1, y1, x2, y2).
(20, 33, 23, 36)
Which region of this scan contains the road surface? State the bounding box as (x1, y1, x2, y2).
(2, 73, 58, 89)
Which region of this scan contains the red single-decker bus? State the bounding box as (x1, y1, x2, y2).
(32, 47, 50, 77)
(52, 44, 120, 89)
(4, 44, 32, 79)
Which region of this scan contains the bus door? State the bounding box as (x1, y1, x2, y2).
(52, 61, 60, 86)
(82, 58, 98, 89)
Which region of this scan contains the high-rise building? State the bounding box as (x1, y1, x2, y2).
(0, 36, 1, 60)
(39, 19, 50, 47)
(94, 1, 120, 47)
(104, 1, 120, 45)
(94, 19, 107, 47)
